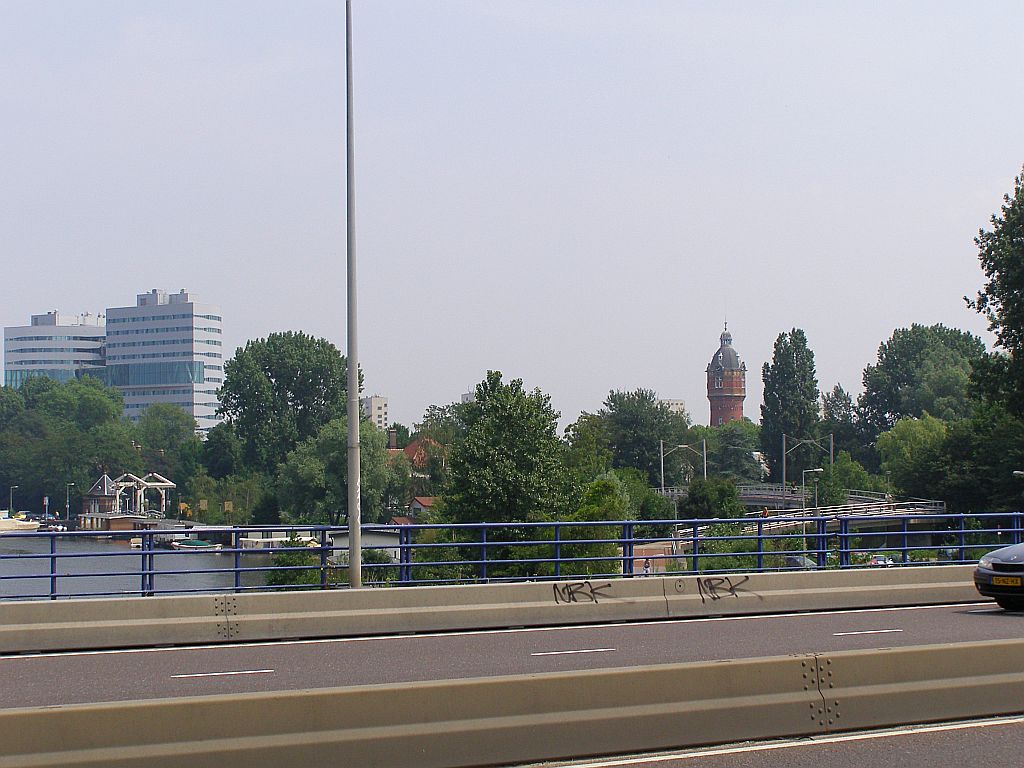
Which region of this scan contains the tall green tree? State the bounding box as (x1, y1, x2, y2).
(218, 331, 352, 472)
(185, 470, 272, 525)
(816, 451, 885, 507)
(556, 474, 631, 576)
(0, 378, 139, 516)
(876, 415, 948, 499)
(610, 467, 675, 523)
(935, 404, 1024, 513)
(760, 329, 821, 482)
(596, 389, 690, 487)
(695, 420, 764, 483)
(382, 451, 412, 517)
(969, 167, 1024, 416)
(276, 416, 390, 525)
(414, 402, 471, 447)
(563, 412, 613, 485)
(677, 477, 746, 519)
(821, 385, 861, 456)
(858, 324, 985, 440)
(135, 403, 202, 488)
(34, 376, 123, 432)
(441, 371, 574, 524)
(201, 422, 244, 480)
(0, 387, 25, 430)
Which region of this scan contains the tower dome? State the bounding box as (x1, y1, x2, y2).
(706, 324, 746, 425)
(708, 328, 742, 372)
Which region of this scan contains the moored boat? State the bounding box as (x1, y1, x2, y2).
(0, 511, 40, 532)
(170, 539, 222, 551)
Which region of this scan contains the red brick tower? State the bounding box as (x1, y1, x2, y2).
(706, 324, 746, 425)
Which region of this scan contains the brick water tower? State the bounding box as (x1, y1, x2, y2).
(706, 324, 746, 425)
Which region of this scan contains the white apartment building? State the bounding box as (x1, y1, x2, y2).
(360, 394, 389, 431)
(659, 399, 688, 416)
(104, 289, 223, 430)
(3, 311, 106, 388)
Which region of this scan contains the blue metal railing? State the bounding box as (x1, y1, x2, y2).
(0, 511, 1017, 600)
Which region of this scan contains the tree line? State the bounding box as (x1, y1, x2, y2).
(3, 169, 1024, 526)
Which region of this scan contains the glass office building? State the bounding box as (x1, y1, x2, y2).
(104, 289, 223, 430)
(3, 311, 106, 388)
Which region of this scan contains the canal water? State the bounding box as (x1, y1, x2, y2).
(0, 534, 270, 598)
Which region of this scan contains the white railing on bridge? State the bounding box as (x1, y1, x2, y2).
(658, 483, 945, 514)
(672, 499, 948, 544)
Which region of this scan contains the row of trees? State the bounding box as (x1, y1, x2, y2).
(0, 376, 202, 517)
(4, 168, 1024, 529)
(753, 168, 1024, 513)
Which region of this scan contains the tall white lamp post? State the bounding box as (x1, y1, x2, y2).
(65, 483, 75, 522)
(801, 468, 824, 557)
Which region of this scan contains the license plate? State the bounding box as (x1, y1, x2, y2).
(992, 576, 1022, 587)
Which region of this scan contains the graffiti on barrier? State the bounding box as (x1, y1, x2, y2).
(553, 580, 614, 604)
(696, 575, 753, 603)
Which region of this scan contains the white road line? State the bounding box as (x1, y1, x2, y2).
(833, 628, 904, 637)
(1, 602, 991, 660)
(557, 715, 1024, 767)
(531, 648, 616, 657)
(171, 669, 274, 679)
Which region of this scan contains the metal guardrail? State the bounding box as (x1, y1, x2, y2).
(658, 484, 946, 512)
(0, 511, 1016, 600)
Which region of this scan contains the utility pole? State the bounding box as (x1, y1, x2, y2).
(345, 0, 362, 588)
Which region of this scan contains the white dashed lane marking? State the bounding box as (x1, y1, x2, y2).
(833, 629, 904, 637)
(171, 669, 274, 679)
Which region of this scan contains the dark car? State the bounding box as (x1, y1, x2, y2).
(784, 555, 817, 570)
(974, 543, 1024, 610)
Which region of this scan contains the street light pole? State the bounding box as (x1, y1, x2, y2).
(65, 483, 75, 522)
(801, 468, 824, 510)
(345, 0, 362, 589)
(661, 440, 708, 491)
(801, 468, 823, 557)
(659, 440, 665, 493)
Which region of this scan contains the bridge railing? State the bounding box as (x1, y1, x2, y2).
(0, 511, 1018, 599)
(659, 484, 945, 513)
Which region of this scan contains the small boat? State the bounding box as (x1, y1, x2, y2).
(170, 539, 223, 551)
(0, 511, 40, 532)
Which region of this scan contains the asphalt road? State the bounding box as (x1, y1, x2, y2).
(1, 601, 1018, 709)
(521, 715, 1024, 768)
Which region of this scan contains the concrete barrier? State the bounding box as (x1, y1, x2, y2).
(224, 576, 667, 642)
(819, 638, 1024, 732)
(663, 564, 978, 618)
(0, 594, 231, 653)
(0, 565, 981, 654)
(1, 638, 1022, 768)
(0, 653, 820, 768)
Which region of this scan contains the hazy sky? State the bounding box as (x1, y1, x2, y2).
(2, 1, 1021, 429)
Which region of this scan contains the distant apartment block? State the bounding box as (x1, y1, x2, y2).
(360, 394, 388, 430)
(3, 311, 105, 388)
(659, 399, 687, 416)
(104, 290, 223, 430)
